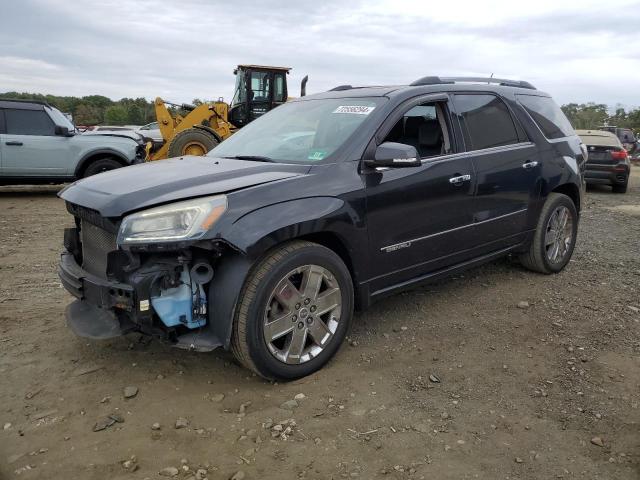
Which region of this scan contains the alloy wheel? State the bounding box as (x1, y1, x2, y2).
(263, 264, 342, 364)
(545, 205, 574, 264)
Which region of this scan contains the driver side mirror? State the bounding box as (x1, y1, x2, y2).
(365, 142, 421, 168)
(55, 125, 74, 137)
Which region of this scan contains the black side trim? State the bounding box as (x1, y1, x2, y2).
(370, 244, 517, 300)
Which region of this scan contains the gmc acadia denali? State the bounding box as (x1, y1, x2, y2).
(58, 76, 586, 380)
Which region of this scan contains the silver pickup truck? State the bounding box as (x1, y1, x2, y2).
(0, 99, 145, 185)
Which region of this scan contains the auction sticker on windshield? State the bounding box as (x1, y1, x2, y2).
(308, 150, 328, 161)
(332, 105, 375, 115)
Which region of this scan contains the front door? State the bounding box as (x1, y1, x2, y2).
(364, 98, 477, 293)
(1, 107, 70, 177)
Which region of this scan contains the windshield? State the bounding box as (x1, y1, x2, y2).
(208, 97, 384, 163)
(47, 106, 75, 131)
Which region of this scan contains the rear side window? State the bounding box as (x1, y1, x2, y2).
(516, 95, 574, 139)
(5, 109, 55, 136)
(452, 94, 520, 150)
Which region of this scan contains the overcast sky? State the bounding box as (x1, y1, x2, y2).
(2, 0, 639, 108)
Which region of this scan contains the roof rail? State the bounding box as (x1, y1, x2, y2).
(328, 85, 353, 91)
(0, 98, 52, 107)
(410, 76, 536, 90)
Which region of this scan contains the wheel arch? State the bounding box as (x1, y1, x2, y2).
(193, 124, 224, 144)
(296, 231, 362, 308)
(551, 182, 581, 213)
(75, 149, 128, 177)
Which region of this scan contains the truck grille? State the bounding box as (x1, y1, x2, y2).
(80, 220, 117, 278)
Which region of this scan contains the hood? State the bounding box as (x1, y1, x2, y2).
(79, 131, 144, 145)
(59, 156, 309, 217)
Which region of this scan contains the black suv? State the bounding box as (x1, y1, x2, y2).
(58, 76, 585, 380)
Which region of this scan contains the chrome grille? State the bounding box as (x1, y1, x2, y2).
(80, 220, 117, 278)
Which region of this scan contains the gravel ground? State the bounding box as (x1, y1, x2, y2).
(0, 169, 639, 480)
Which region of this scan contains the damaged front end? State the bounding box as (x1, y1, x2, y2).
(58, 196, 234, 352)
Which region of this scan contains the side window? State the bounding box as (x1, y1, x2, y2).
(452, 94, 519, 150)
(274, 74, 285, 102)
(5, 109, 55, 136)
(382, 102, 452, 158)
(516, 94, 575, 139)
(0, 110, 5, 133)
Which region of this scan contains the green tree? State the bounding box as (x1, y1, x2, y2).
(74, 104, 101, 125)
(127, 104, 144, 125)
(104, 105, 128, 125)
(561, 103, 608, 129)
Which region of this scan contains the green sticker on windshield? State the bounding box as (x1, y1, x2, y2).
(308, 150, 327, 161)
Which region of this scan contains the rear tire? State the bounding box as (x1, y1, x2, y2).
(167, 128, 218, 158)
(612, 180, 628, 194)
(82, 157, 123, 177)
(231, 241, 354, 380)
(519, 193, 578, 274)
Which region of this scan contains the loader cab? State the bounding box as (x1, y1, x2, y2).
(229, 65, 290, 128)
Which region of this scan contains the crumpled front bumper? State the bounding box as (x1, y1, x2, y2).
(58, 250, 137, 339)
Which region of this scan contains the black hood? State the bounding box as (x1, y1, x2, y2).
(59, 156, 310, 217)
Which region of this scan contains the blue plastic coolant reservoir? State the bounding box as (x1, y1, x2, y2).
(151, 267, 206, 329)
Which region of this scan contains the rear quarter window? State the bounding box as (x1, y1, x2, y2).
(516, 95, 575, 140)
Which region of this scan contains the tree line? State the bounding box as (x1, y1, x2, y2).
(1, 91, 639, 132)
(561, 103, 640, 131)
(0, 92, 210, 127)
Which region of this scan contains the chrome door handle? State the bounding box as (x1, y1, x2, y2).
(449, 174, 471, 185)
(522, 161, 538, 169)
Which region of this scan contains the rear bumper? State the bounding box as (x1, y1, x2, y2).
(585, 164, 629, 186)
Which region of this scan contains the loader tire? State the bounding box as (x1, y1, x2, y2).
(167, 128, 218, 157)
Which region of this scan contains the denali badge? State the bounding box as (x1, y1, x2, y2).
(382, 242, 412, 253)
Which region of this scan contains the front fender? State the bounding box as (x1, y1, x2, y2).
(221, 197, 352, 259)
(210, 196, 364, 349)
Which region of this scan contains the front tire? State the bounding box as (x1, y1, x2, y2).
(519, 193, 578, 274)
(231, 241, 354, 380)
(82, 157, 123, 177)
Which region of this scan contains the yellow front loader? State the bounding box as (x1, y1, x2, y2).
(147, 65, 307, 161)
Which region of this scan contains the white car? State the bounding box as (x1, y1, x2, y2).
(136, 122, 163, 143)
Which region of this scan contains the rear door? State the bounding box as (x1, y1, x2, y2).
(364, 95, 477, 292)
(2, 107, 70, 177)
(451, 93, 539, 248)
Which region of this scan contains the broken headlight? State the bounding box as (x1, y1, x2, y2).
(117, 195, 227, 245)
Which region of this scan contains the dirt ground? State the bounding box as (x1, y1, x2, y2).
(1, 170, 639, 480)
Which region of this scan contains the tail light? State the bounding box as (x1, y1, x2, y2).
(611, 149, 628, 161)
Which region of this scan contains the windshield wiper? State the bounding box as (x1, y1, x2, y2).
(222, 155, 276, 163)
